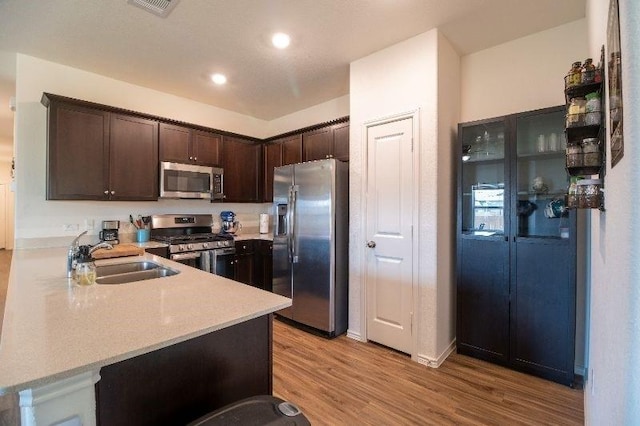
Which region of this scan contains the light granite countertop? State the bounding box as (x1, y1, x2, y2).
(233, 232, 273, 242)
(0, 247, 290, 394)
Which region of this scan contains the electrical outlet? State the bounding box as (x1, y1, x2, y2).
(63, 224, 80, 232)
(84, 219, 95, 230)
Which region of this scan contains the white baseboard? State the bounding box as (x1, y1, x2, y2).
(346, 329, 365, 342)
(416, 339, 456, 368)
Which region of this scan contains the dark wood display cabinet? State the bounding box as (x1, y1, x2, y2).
(303, 121, 349, 162)
(43, 93, 158, 201)
(159, 122, 222, 166)
(263, 134, 302, 202)
(221, 136, 262, 202)
(456, 105, 577, 386)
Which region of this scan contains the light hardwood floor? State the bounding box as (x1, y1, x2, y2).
(0, 250, 583, 425)
(272, 319, 584, 425)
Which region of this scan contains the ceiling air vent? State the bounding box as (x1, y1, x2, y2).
(127, 0, 180, 18)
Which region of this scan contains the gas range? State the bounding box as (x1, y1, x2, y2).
(153, 233, 234, 254)
(150, 214, 235, 254)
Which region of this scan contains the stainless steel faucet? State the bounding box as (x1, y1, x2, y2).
(66, 232, 113, 278)
(89, 242, 113, 255)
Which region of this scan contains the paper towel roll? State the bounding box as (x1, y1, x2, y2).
(259, 213, 269, 234)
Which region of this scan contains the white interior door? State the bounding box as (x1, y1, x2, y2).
(365, 117, 414, 354)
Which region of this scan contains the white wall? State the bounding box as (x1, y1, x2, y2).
(461, 19, 588, 122)
(13, 55, 352, 248)
(349, 28, 459, 362)
(265, 95, 349, 138)
(585, 0, 640, 422)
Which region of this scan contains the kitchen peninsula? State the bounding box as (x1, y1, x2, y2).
(0, 248, 290, 425)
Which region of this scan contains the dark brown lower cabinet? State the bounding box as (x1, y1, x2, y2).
(256, 240, 273, 292)
(234, 239, 273, 292)
(234, 240, 255, 286)
(96, 315, 272, 426)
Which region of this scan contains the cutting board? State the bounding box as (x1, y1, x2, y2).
(92, 244, 144, 259)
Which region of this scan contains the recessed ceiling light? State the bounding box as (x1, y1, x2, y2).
(272, 32, 291, 49)
(211, 73, 227, 85)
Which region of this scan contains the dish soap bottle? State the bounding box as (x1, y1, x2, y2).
(74, 245, 96, 286)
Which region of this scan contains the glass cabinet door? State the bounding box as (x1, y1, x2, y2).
(460, 119, 507, 236)
(514, 108, 568, 238)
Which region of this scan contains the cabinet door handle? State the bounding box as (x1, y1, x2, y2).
(366, 241, 376, 248)
(104, 190, 109, 195)
(194, 156, 197, 161)
(110, 190, 115, 195)
(189, 156, 193, 160)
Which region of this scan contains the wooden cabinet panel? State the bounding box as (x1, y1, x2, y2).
(303, 127, 333, 161)
(282, 135, 302, 165)
(257, 240, 273, 292)
(511, 240, 575, 379)
(192, 130, 222, 166)
(159, 123, 190, 163)
(457, 238, 510, 364)
(222, 136, 262, 202)
(332, 122, 350, 161)
(47, 102, 110, 200)
(97, 315, 272, 426)
(263, 143, 282, 202)
(109, 114, 159, 201)
(263, 134, 302, 202)
(160, 124, 221, 166)
(234, 240, 255, 286)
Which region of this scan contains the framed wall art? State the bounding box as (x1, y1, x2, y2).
(607, 0, 624, 167)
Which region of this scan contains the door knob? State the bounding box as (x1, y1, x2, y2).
(366, 241, 376, 248)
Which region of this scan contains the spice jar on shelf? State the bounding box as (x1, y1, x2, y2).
(585, 92, 601, 125)
(582, 58, 596, 84)
(566, 144, 583, 167)
(567, 97, 586, 127)
(577, 179, 603, 209)
(582, 138, 601, 167)
(565, 61, 582, 88)
(566, 178, 579, 209)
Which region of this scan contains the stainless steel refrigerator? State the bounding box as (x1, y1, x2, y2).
(272, 159, 349, 336)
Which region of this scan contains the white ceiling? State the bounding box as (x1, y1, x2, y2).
(0, 0, 585, 123)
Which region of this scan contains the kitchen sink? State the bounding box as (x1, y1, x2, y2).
(95, 260, 179, 285)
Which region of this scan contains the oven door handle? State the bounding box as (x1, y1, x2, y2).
(170, 252, 201, 261)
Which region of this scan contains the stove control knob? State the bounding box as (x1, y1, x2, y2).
(187, 244, 194, 250)
(202, 242, 209, 249)
(178, 244, 185, 252)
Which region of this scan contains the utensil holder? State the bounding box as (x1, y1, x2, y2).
(136, 229, 150, 243)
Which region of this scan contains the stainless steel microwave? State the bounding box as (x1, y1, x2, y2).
(159, 161, 224, 200)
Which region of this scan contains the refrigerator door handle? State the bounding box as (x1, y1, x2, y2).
(290, 184, 299, 263)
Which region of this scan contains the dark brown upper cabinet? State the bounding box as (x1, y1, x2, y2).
(222, 136, 262, 203)
(303, 122, 349, 162)
(44, 94, 158, 201)
(263, 134, 302, 202)
(159, 123, 221, 166)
